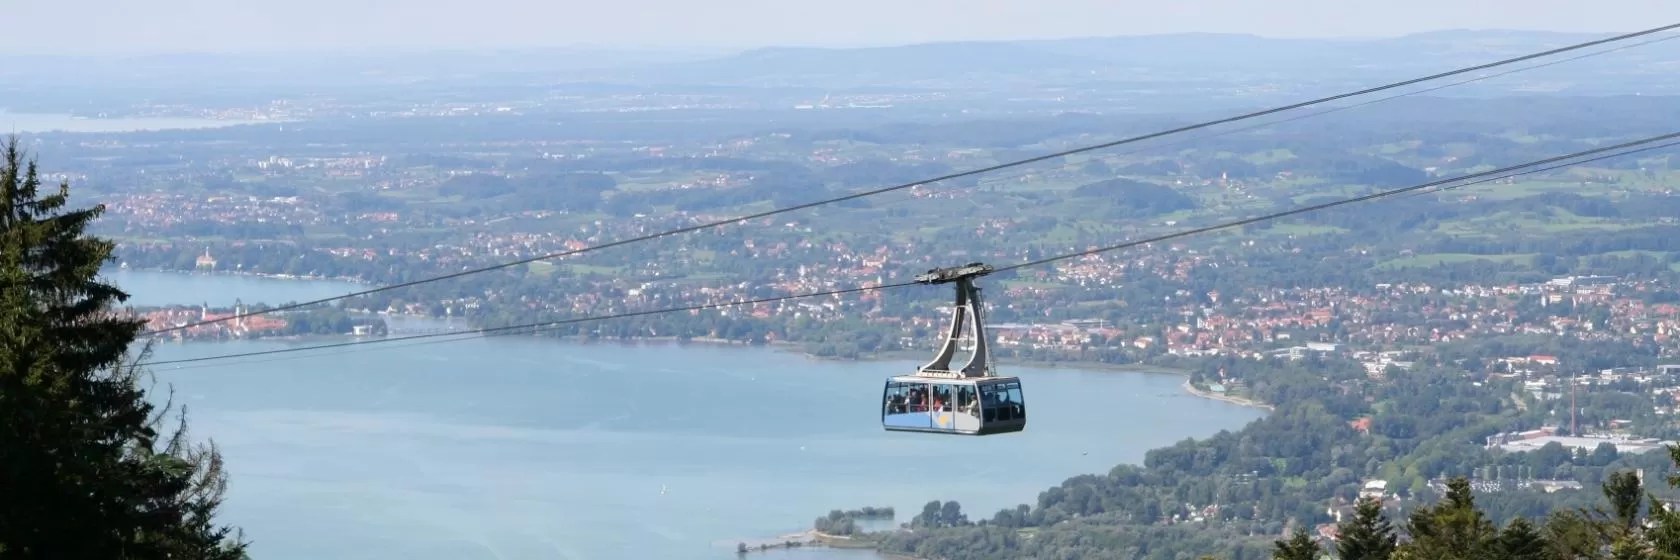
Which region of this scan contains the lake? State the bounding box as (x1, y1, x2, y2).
(108, 268, 368, 309)
(0, 111, 272, 133)
(124, 270, 1267, 559)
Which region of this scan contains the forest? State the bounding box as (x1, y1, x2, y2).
(818, 351, 1680, 559)
(854, 470, 1680, 560)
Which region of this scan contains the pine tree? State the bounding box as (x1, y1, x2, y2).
(1648, 499, 1680, 560)
(1272, 527, 1321, 560)
(0, 137, 248, 558)
(1401, 477, 1497, 560)
(1543, 509, 1607, 560)
(1610, 536, 1650, 560)
(1493, 517, 1549, 560)
(1638, 463, 1680, 560)
(1601, 470, 1645, 538)
(1336, 497, 1397, 560)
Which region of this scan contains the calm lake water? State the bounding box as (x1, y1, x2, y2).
(107, 268, 367, 309)
(0, 111, 270, 133)
(121, 270, 1267, 560)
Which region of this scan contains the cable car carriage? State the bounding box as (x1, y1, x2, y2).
(882, 262, 1026, 436)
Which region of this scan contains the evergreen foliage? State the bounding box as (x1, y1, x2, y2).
(0, 138, 248, 558)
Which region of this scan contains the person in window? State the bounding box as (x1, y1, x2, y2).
(996, 393, 1015, 421)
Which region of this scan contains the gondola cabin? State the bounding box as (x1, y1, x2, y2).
(881, 262, 1026, 436)
(881, 375, 1026, 435)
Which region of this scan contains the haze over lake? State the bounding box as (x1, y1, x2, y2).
(0, 111, 270, 133)
(126, 270, 1266, 560)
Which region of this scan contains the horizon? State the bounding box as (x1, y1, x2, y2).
(0, 26, 1645, 60)
(7, 0, 1678, 57)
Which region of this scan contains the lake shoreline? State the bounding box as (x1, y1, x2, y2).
(1180, 379, 1275, 412)
(110, 267, 1235, 408)
(135, 297, 1265, 414)
(159, 325, 1258, 410)
(111, 266, 373, 288)
(468, 333, 1200, 380)
(484, 336, 1276, 418)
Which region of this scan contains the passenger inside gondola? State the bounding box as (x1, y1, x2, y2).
(884, 378, 1023, 434)
(886, 392, 907, 414)
(979, 382, 1025, 422)
(885, 383, 936, 415)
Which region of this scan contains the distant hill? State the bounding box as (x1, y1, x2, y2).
(616, 29, 1680, 87)
(0, 47, 720, 88)
(2, 29, 1677, 95)
(637, 41, 1099, 84)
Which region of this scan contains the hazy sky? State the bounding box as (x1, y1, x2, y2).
(7, 0, 1680, 55)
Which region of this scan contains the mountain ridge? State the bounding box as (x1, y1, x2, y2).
(0, 29, 1672, 92)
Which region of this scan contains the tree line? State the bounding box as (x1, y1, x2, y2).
(1273, 459, 1680, 560)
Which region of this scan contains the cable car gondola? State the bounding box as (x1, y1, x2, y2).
(881, 262, 1025, 436)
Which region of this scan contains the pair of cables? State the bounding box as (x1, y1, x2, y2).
(142, 131, 1680, 369)
(133, 24, 1680, 368)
